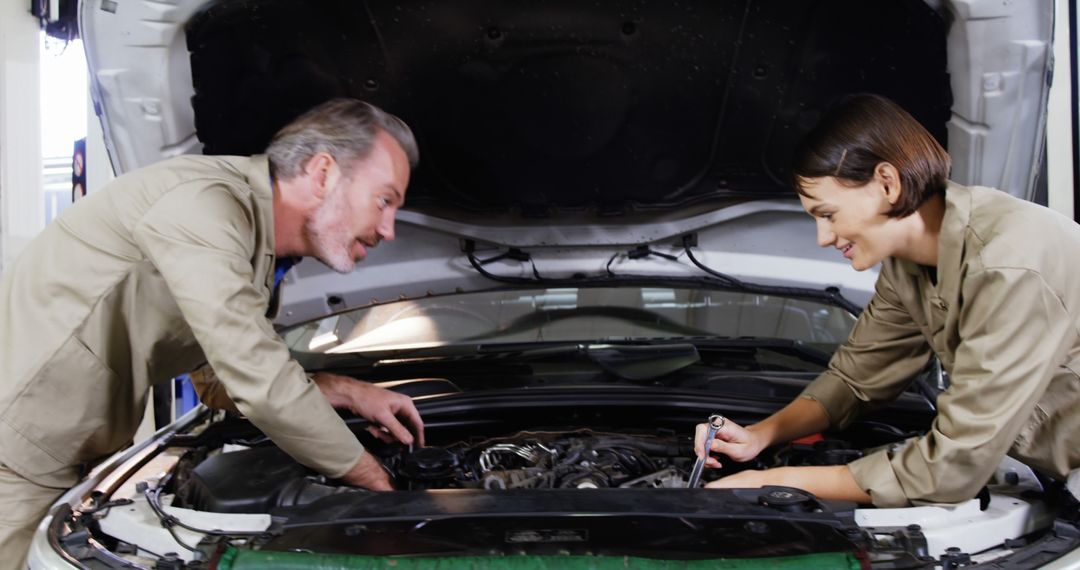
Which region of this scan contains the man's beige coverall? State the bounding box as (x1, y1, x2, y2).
(0, 155, 364, 564)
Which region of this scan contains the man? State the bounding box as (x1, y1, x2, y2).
(0, 98, 424, 565)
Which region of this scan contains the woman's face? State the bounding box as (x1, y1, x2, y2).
(797, 175, 901, 271)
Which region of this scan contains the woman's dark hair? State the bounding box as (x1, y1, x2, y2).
(791, 94, 950, 218)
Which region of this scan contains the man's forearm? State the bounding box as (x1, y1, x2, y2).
(310, 372, 354, 408)
(189, 366, 240, 413)
(189, 367, 348, 413)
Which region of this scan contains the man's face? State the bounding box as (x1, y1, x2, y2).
(305, 131, 411, 273)
(797, 175, 899, 271)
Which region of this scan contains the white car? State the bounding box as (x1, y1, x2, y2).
(28, 0, 1080, 568)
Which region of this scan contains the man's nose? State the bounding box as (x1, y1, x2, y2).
(378, 210, 396, 242)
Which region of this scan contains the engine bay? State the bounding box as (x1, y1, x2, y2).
(170, 426, 869, 514)
(53, 400, 1080, 569)
(44, 377, 1075, 570)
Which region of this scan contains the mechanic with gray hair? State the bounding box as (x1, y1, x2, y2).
(0, 98, 425, 566)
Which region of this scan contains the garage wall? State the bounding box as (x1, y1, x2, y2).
(0, 4, 44, 274)
(86, 88, 113, 197)
(1047, 0, 1077, 219)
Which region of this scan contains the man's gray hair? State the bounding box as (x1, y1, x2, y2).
(266, 98, 419, 180)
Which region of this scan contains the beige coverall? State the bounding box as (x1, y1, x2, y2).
(0, 154, 364, 565)
(803, 182, 1080, 507)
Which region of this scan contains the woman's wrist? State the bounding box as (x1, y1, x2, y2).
(743, 423, 773, 454)
(750, 397, 831, 449)
(743, 423, 777, 457)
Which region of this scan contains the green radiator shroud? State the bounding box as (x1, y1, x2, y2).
(216, 549, 862, 570)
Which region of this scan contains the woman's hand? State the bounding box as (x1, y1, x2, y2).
(693, 417, 767, 467)
(693, 398, 832, 468)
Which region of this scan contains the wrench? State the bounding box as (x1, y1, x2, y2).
(686, 414, 725, 488)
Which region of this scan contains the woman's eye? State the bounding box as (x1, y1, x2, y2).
(377, 197, 389, 209)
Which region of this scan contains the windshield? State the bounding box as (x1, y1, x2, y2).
(282, 287, 857, 356)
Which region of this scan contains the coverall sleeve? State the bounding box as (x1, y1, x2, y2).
(847, 267, 1076, 507)
(132, 184, 364, 478)
(801, 269, 934, 428)
(189, 365, 240, 414)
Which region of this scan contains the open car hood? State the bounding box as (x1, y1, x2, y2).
(79, 0, 1053, 325)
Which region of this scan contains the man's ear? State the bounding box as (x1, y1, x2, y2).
(301, 153, 340, 199)
(874, 162, 903, 206)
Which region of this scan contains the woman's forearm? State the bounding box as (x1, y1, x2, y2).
(747, 396, 832, 447)
(709, 465, 873, 504)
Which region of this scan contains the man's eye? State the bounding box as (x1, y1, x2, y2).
(377, 197, 389, 209)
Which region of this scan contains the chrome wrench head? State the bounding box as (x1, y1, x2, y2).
(687, 414, 725, 488)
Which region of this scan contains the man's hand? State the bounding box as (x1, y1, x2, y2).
(312, 372, 425, 447)
(340, 449, 394, 490)
(693, 417, 766, 468)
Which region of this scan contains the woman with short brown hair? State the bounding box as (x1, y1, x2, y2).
(695, 94, 1080, 507)
(791, 94, 950, 219)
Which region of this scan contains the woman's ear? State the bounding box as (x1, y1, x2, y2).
(874, 162, 903, 205)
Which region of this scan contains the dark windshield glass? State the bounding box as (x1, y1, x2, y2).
(282, 287, 856, 357)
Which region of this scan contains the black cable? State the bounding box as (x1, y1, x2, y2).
(475, 249, 527, 266)
(79, 498, 134, 516)
(467, 250, 544, 283)
(611, 245, 682, 277)
(466, 241, 546, 283)
(680, 237, 746, 289)
(681, 235, 863, 315)
(140, 478, 266, 539)
(605, 252, 620, 276)
(627, 245, 679, 262)
(140, 483, 201, 555)
(462, 238, 862, 315)
(470, 242, 682, 280)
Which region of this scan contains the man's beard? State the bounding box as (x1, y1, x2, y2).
(304, 182, 357, 274)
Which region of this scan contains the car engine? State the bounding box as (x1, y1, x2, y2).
(396, 431, 688, 490)
(172, 429, 864, 514)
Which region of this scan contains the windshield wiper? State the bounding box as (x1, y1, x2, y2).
(678, 336, 832, 364)
(583, 343, 700, 380)
(375, 342, 701, 381)
(303, 336, 828, 381)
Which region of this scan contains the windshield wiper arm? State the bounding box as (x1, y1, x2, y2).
(583, 343, 700, 381)
(376, 342, 701, 381)
(669, 336, 832, 366)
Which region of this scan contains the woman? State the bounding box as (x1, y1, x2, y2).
(695, 94, 1080, 507)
